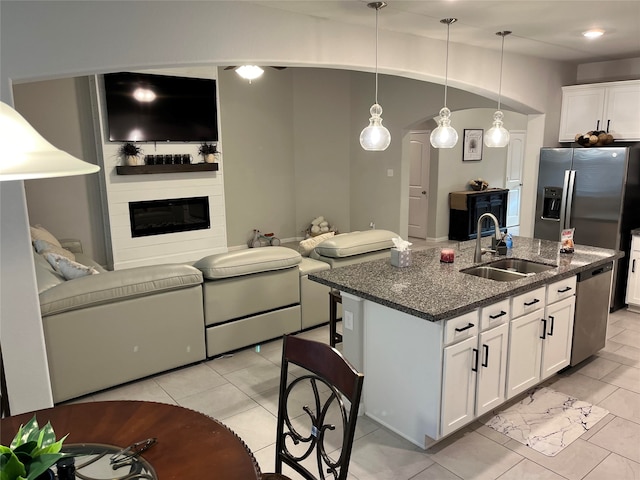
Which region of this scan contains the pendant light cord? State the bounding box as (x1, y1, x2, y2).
(375, 6, 379, 105)
(497, 33, 505, 111)
(444, 21, 450, 108)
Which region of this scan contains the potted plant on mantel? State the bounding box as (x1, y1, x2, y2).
(198, 143, 217, 164)
(0, 415, 68, 480)
(118, 142, 143, 166)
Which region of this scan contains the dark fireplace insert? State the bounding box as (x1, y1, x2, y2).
(129, 196, 210, 237)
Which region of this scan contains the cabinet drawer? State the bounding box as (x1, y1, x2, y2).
(547, 276, 577, 305)
(480, 299, 510, 331)
(444, 310, 479, 346)
(511, 287, 546, 319)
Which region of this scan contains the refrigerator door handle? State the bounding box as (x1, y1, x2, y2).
(559, 170, 571, 230)
(565, 170, 576, 229)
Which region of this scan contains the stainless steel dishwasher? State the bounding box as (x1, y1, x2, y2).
(570, 262, 614, 366)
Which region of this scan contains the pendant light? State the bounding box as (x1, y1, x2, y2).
(236, 65, 264, 83)
(360, 2, 391, 151)
(430, 18, 458, 149)
(484, 31, 511, 148)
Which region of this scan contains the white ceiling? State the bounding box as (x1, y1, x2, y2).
(255, 0, 640, 63)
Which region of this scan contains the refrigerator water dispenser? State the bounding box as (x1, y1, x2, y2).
(542, 187, 562, 219)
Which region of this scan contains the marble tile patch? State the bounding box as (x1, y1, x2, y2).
(484, 387, 609, 457)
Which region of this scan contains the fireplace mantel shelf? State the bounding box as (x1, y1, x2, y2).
(116, 163, 219, 175)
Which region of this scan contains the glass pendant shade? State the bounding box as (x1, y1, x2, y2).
(430, 107, 458, 148)
(485, 31, 511, 148)
(360, 2, 390, 152)
(0, 101, 100, 181)
(431, 18, 458, 149)
(484, 110, 510, 147)
(360, 103, 391, 151)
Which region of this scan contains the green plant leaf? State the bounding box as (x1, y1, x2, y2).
(34, 436, 67, 457)
(0, 450, 27, 480)
(25, 453, 62, 480)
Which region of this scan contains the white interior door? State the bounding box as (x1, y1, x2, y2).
(408, 131, 430, 239)
(505, 131, 526, 233)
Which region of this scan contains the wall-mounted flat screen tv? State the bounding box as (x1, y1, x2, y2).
(103, 72, 218, 143)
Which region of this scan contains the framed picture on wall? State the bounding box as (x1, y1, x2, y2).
(463, 129, 483, 161)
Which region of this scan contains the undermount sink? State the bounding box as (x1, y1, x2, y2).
(484, 258, 555, 275)
(462, 259, 556, 282)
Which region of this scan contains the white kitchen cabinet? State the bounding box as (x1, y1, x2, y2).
(441, 301, 510, 436)
(507, 276, 576, 398)
(625, 235, 640, 312)
(441, 336, 477, 436)
(507, 309, 544, 399)
(541, 296, 575, 379)
(558, 80, 640, 142)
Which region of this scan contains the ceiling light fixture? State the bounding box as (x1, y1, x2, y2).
(360, 1, 391, 151)
(430, 18, 458, 149)
(583, 29, 604, 39)
(485, 30, 512, 148)
(0, 102, 100, 181)
(236, 65, 264, 82)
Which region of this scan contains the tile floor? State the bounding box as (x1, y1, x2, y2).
(68, 306, 640, 479)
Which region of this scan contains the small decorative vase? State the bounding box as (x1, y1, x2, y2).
(125, 155, 138, 166)
(204, 153, 215, 164)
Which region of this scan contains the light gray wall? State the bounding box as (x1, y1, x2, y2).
(218, 67, 296, 246)
(14, 77, 107, 264)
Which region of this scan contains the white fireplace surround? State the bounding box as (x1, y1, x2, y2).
(90, 70, 227, 270)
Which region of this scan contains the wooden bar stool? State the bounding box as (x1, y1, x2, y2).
(329, 289, 343, 347)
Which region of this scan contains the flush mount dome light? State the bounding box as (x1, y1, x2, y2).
(583, 29, 605, 39)
(236, 65, 264, 81)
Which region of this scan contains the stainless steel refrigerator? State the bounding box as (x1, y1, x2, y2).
(534, 146, 640, 311)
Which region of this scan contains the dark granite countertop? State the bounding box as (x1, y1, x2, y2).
(309, 236, 623, 322)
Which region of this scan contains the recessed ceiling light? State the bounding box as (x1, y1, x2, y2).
(583, 29, 605, 39)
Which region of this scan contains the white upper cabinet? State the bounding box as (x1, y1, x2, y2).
(559, 80, 640, 142)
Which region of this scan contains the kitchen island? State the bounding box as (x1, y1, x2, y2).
(309, 236, 622, 448)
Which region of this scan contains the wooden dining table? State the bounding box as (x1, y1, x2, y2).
(0, 400, 262, 479)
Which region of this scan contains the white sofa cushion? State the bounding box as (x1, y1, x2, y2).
(195, 247, 302, 279)
(314, 229, 397, 258)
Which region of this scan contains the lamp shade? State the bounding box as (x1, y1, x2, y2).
(360, 103, 391, 151)
(0, 102, 100, 181)
(484, 110, 510, 148)
(430, 107, 458, 148)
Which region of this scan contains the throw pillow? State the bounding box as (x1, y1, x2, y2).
(298, 231, 335, 257)
(30, 225, 62, 247)
(33, 239, 76, 261)
(45, 252, 99, 280)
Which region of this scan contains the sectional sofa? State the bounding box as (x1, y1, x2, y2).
(31, 225, 398, 402)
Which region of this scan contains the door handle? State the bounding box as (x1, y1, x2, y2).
(548, 315, 555, 336)
(633, 259, 636, 273)
(472, 348, 479, 372)
(422, 190, 427, 195)
(596, 120, 600, 131)
(540, 318, 547, 339)
(557, 286, 572, 293)
(482, 344, 489, 368)
(607, 119, 610, 133)
(489, 310, 507, 319)
(524, 298, 540, 307)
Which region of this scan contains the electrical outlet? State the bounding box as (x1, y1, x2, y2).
(387, 169, 394, 177)
(369, 221, 375, 229)
(344, 311, 354, 330)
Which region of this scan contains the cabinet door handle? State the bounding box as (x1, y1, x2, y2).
(607, 119, 610, 133)
(489, 310, 507, 319)
(596, 120, 600, 131)
(455, 323, 475, 332)
(482, 344, 489, 368)
(472, 348, 479, 372)
(548, 315, 555, 336)
(557, 286, 572, 293)
(633, 259, 636, 273)
(540, 318, 547, 339)
(524, 298, 540, 307)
